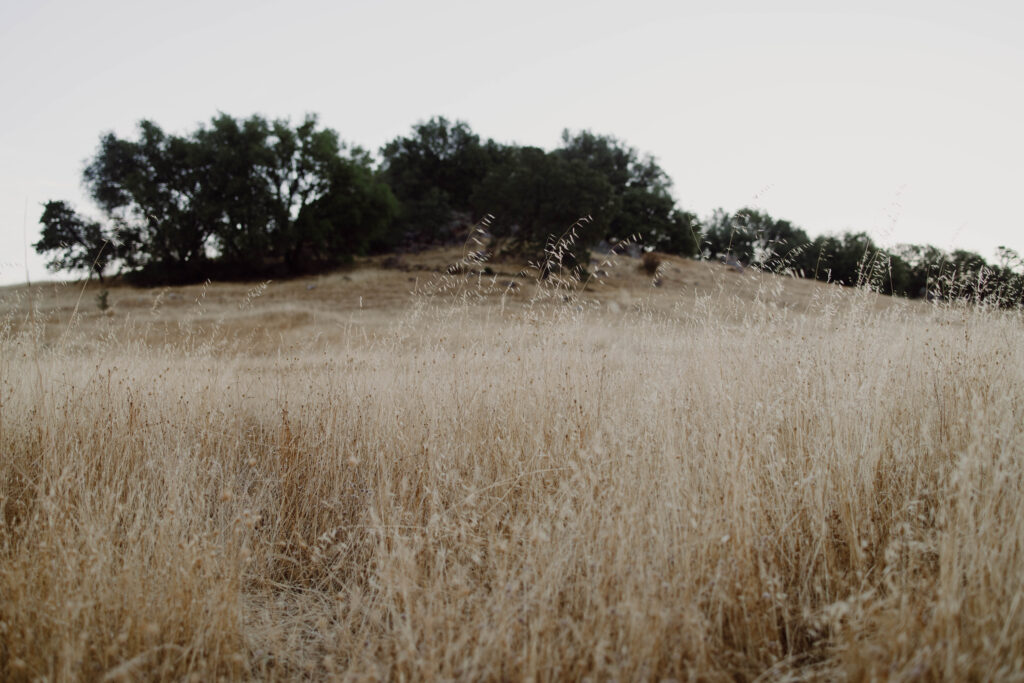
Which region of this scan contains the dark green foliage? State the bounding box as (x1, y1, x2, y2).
(649, 209, 701, 256)
(701, 207, 813, 274)
(697, 209, 1024, 307)
(988, 247, 1024, 306)
(925, 248, 1019, 304)
(887, 244, 941, 297)
(288, 154, 398, 270)
(380, 117, 504, 245)
(468, 130, 700, 267)
(34, 201, 115, 282)
(554, 131, 698, 256)
(62, 114, 396, 283)
(472, 146, 614, 257)
(84, 120, 214, 279)
(799, 232, 903, 292)
(191, 114, 277, 268)
(802, 233, 1023, 306)
(827, 232, 878, 287)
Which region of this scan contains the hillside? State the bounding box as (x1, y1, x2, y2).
(0, 248, 921, 349)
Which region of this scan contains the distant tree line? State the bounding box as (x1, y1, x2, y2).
(700, 208, 1024, 305)
(35, 113, 1024, 305)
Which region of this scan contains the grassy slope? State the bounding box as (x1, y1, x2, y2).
(1, 251, 1022, 680)
(0, 249, 911, 346)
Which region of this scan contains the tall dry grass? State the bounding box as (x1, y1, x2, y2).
(1, 268, 1022, 680)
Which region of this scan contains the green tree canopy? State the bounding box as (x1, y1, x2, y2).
(380, 117, 504, 245)
(471, 146, 615, 262)
(84, 120, 214, 276)
(555, 130, 698, 255)
(55, 113, 396, 282)
(34, 201, 115, 282)
(702, 207, 813, 273)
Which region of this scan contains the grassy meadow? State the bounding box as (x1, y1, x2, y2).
(1, 251, 1022, 680)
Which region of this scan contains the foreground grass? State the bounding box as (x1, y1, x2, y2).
(1, 272, 1022, 680)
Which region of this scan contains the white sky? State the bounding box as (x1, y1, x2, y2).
(2, 0, 1022, 284)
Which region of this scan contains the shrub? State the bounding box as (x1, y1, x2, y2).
(641, 251, 662, 275)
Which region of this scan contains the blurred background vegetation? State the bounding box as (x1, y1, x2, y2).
(34, 113, 1024, 306)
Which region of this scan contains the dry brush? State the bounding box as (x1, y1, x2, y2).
(1, 278, 1022, 680)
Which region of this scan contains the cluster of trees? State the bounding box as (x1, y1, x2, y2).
(701, 208, 1024, 305)
(35, 113, 1023, 305)
(380, 120, 699, 257)
(37, 114, 695, 284)
(37, 115, 396, 283)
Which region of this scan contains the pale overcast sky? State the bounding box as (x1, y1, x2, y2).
(1, 0, 1021, 284)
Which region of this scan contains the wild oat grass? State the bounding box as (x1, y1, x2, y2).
(0, 260, 1022, 680)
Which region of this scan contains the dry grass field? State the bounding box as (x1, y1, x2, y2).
(1, 250, 1022, 680)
